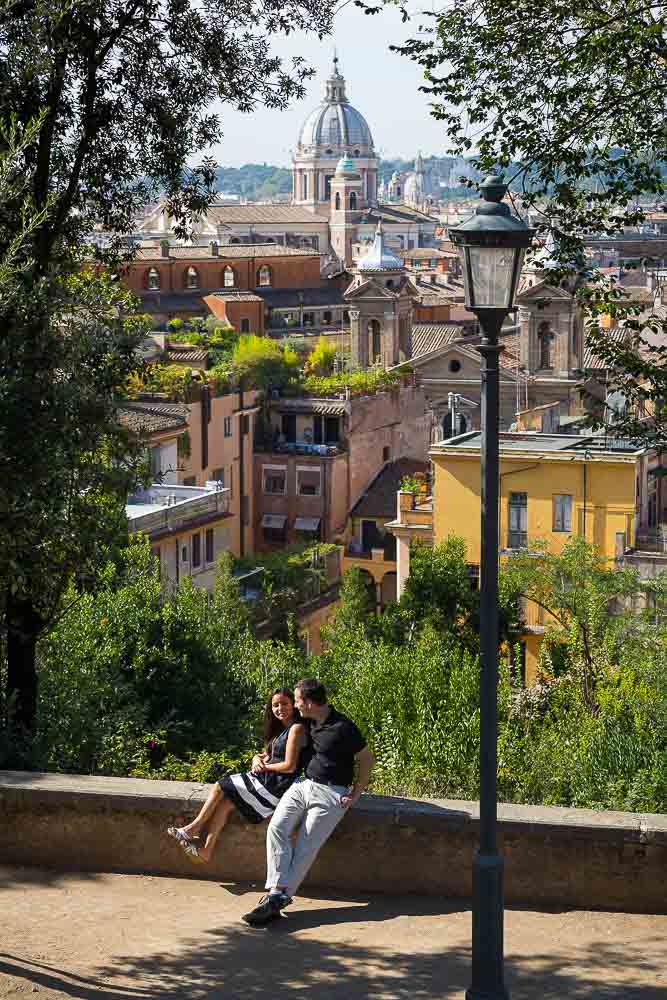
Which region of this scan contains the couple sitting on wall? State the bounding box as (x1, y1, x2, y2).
(167, 678, 374, 927)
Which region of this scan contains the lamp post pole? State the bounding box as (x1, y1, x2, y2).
(470, 305, 506, 1000)
(449, 175, 534, 1000)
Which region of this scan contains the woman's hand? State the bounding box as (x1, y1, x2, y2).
(251, 754, 266, 774)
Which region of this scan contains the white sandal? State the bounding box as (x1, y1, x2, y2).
(167, 826, 194, 845)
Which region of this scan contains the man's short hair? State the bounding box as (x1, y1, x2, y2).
(295, 678, 327, 705)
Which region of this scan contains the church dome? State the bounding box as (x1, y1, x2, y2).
(297, 57, 374, 155)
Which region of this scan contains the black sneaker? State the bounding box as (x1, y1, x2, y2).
(241, 893, 291, 927)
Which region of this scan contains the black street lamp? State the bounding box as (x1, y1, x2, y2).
(449, 176, 534, 1000)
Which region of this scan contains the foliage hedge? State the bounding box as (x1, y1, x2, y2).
(1, 537, 665, 813)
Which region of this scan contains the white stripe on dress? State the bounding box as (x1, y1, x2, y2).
(247, 773, 281, 806)
(230, 774, 274, 818)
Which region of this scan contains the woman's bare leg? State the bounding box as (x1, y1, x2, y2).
(198, 798, 235, 862)
(181, 783, 224, 838)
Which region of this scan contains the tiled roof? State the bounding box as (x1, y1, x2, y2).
(116, 401, 188, 435)
(411, 323, 463, 358)
(258, 287, 346, 308)
(351, 458, 429, 519)
(364, 204, 436, 225)
(400, 248, 455, 260)
(206, 291, 264, 303)
(582, 328, 628, 369)
(208, 205, 326, 224)
(135, 242, 320, 261)
(415, 289, 455, 306)
(137, 292, 207, 313)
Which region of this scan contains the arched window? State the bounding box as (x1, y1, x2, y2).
(386, 279, 394, 289)
(335, 192, 341, 210)
(350, 192, 357, 210)
(223, 266, 235, 288)
(185, 266, 199, 289)
(396, 186, 401, 198)
(257, 265, 272, 287)
(538, 321, 554, 369)
(230, 237, 240, 244)
(369, 319, 382, 362)
(354, 149, 360, 157)
(302, 173, 308, 200)
(147, 267, 160, 290)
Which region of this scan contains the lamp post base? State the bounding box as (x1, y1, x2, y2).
(465, 851, 509, 1000)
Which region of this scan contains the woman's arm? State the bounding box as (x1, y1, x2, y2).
(261, 724, 306, 774)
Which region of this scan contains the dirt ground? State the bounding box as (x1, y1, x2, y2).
(0, 866, 665, 999)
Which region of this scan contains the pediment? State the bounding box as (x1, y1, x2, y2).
(516, 278, 574, 303)
(409, 341, 521, 383)
(345, 278, 401, 301)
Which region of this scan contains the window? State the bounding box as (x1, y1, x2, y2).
(183, 475, 196, 486)
(449, 360, 462, 373)
(297, 468, 321, 496)
(240, 318, 250, 333)
(324, 416, 339, 444)
(223, 266, 235, 288)
(553, 494, 573, 532)
(382, 446, 391, 462)
(185, 266, 199, 289)
(263, 466, 287, 494)
(648, 476, 658, 528)
(257, 265, 272, 287)
(350, 192, 357, 210)
(335, 192, 341, 210)
(181, 545, 188, 563)
(368, 319, 381, 361)
(386, 279, 394, 288)
(303, 312, 315, 327)
(302, 173, 308, 200)
(147, 267, 160, 290)
(205, 528, 214, 563)
(538, 321, 554, 369)
(149, 446, 162, 478)
(191, 533, 201, 568)
(323, 311, 332, 324)
(224, 416, 232, 438)
(210, 467, 224, 485)
(508, 492, 528, 549)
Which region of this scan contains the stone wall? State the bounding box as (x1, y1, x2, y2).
(1, 772, 665, 913)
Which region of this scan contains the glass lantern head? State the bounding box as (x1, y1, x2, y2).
(449, 175, 534, 313)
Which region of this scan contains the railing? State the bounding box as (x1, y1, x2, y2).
(254, 436, 347, 456)
(632, 531, 667, 553)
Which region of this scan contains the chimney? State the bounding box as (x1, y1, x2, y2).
(210, 240, 219, 257)
(160, 239, 169, 258)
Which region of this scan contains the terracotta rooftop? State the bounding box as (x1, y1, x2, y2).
(411, 323, 463, 358)
(135, 243, 320, 261)
(400, 248, 456, 260)
(351, 458, 429, 520)
(116, 401, 188, 435)
(207, 205, 326, 224)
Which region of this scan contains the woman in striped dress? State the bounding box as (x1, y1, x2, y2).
(167, 688, 307, 864)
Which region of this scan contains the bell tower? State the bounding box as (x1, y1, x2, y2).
(330, 155, 363, 266)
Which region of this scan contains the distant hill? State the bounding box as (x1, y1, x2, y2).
(214, 156, 477, 202)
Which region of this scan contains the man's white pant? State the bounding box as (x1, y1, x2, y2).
(265, 777, 348, 897)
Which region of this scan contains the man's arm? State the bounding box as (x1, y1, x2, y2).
(341, 746, 375, 809)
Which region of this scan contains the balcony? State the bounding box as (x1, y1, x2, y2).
(254, 434, 347, 457)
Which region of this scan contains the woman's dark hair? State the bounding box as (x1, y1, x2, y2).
(295, 678, 327, 705)
(263, 687, 299, 748)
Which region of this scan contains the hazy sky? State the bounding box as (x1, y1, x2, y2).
(209, 3, 451, 168)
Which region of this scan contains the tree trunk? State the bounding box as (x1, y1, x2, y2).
(5, 592, 42, 733)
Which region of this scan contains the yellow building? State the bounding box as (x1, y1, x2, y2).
(433, 431, 641, 679)
(391, 432, 642, 682)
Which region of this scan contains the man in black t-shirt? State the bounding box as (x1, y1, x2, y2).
(242, 678, 374, 927)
